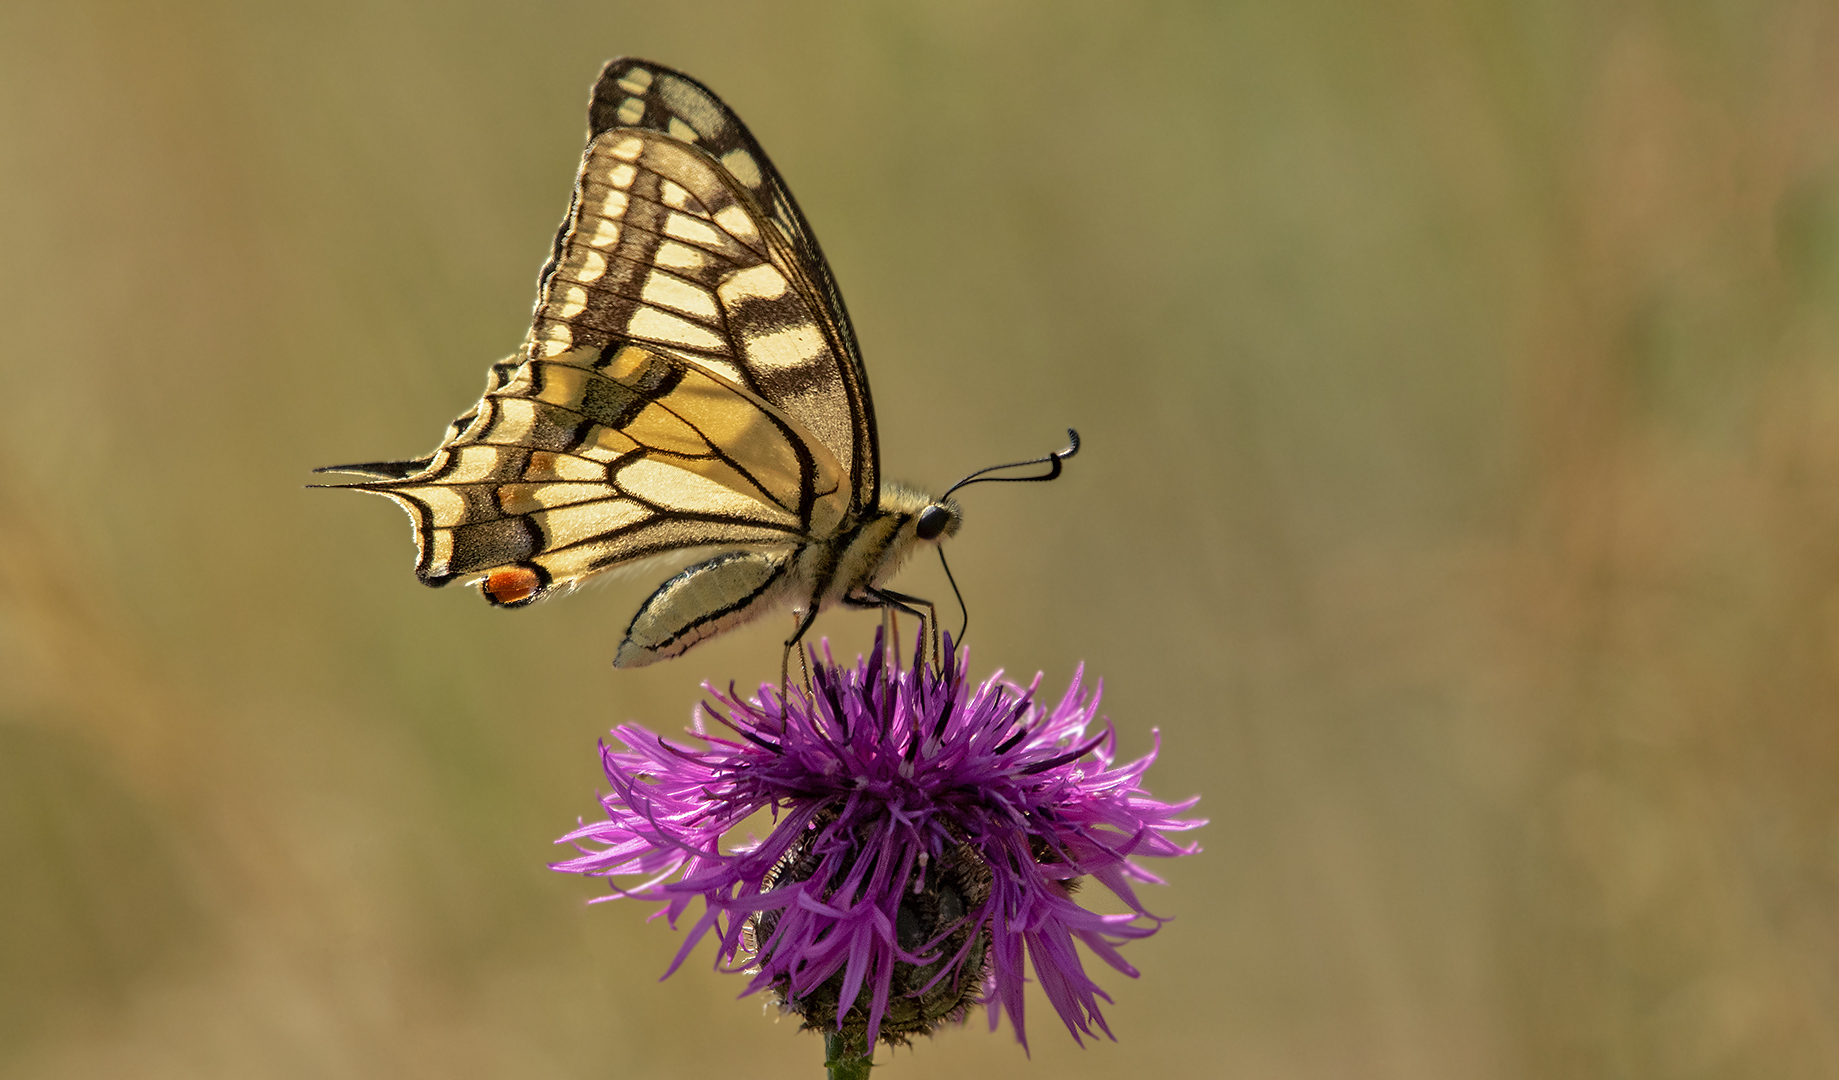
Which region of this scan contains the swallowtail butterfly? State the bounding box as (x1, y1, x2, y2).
(321, 59, 1074, 669)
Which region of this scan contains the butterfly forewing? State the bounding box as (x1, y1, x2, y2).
(574, 60, 879, 513)
(527, 129, 861, 523)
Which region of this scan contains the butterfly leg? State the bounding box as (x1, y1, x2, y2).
(844, 592, 907, 668)
(783, 605, 821, 695)
(880, 605, 899, 670)
(863, 587, 940, 671)
(842, 590, 917, 667)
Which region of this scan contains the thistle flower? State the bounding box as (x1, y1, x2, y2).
(552, 632, 1201, 1050)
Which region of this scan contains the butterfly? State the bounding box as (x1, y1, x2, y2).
(319, 59, 1076, 672)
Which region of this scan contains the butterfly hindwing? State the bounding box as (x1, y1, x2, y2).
(359, 339, 849, 596)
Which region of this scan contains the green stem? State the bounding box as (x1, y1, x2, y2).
(824, 1030, 873, 1080)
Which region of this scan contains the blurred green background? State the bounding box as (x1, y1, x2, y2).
(4, 1, 1839, 1077)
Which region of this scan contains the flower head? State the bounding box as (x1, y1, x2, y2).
(553, 633, 1202, 1049)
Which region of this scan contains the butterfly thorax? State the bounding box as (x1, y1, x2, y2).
(800, 483, 961, 614)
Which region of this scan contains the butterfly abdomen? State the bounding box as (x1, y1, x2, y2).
(613, 548, 799, 667)
(609, 483, 960, 667)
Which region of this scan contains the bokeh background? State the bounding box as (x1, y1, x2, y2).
(4, 1, 1839, 1077)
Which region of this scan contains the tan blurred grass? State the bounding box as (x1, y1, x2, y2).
(3, 1, 1839, 1077)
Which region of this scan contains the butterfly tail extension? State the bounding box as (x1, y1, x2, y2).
(311, 457, 436, 481)
(614, 549, 798, 667)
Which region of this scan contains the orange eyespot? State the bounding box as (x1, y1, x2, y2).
(483, 565, 543, 606)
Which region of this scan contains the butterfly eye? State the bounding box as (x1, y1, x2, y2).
(915, 504, 952, 541)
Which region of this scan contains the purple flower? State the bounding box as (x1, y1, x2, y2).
(552, 633, 1202, 1050)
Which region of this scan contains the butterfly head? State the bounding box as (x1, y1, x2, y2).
(880, 484, 963, 549)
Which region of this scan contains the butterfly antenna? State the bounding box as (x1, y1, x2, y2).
(941, 429, 1081, 499)
(938, 547, 968, 649)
